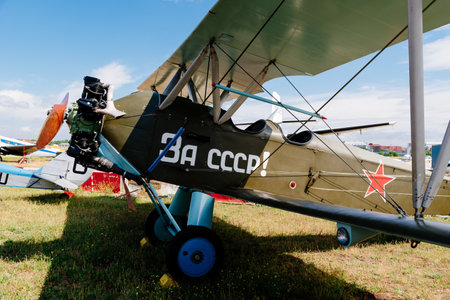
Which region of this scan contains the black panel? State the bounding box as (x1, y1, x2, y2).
(0, 173, 9, 185)
(118, 94, 272, 190)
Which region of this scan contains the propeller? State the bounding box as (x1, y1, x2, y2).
(36, 93, 69, 149)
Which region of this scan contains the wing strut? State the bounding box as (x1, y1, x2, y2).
(407, 0, 426, 218)
(159, 45, 209, 110)
(210, 45, 221, 123)
(219, 80, 233, 101)
(421, 121, 450, 215)
(187, 79, 199, 103)
(217, 63, 270, 125)
(163, 67, 183, 96)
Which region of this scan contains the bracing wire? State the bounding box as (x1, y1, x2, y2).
(201, 0, 286, 105)
(214, 42, 406, 216)
(214, 0, 438, 215)
(274, 63, 407, 215)
(156, 0, 437, 216)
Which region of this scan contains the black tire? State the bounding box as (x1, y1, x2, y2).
(0, 156, 2, 162)
(144, 209, 187, 243)
(59, 193, 70, 200)
(166, 226, 223, 280)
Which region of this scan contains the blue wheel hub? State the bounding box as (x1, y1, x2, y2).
(177, 237, 216, 277)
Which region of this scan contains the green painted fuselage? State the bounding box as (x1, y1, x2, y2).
(102, 91, 450, 216)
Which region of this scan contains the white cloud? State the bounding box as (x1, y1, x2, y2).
(299, 83, 449, 146)
(54, 62, 135, 108)
(0, 90, 47, 117)
(57, 81, 84, 106)
(230, 81, 449, 147)
(424, 35, 450, 71)
(0, 89, 50, 139)
(21, 126, 32, 133)
(91, 62, 134, 89)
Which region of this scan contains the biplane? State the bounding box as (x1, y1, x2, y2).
(45, 0, 450, 279)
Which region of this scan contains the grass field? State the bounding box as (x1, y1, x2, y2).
(0, 156, 51, 169)
(1, 185, 449, 300)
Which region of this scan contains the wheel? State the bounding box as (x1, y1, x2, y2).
(59, 193, 70, 200)
(166, 226, 223, 279)
(0, 156, 2, 162)
(144, 209, 187, 243)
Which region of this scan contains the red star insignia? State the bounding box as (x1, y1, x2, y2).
(363, 161, 395, 200)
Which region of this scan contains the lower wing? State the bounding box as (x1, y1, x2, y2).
(226, 188, 450, 248)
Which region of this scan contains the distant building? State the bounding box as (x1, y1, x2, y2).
(347, 141, 368, 149)
(368, 143, 403, 153)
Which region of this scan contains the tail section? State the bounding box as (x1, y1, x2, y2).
(0, 163, 40, 189)
(0, 152, 93, 190)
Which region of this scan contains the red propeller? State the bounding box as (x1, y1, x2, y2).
(36, 93, 69, 149)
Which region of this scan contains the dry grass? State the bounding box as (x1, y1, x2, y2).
(1, 156, 52, 169)
(0, 185, 449, 299)
(215, 204, 449, 299)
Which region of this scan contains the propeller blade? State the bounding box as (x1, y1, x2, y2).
(36, 93, 69, 149)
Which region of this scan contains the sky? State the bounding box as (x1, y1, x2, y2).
(0, 0, 449, 147)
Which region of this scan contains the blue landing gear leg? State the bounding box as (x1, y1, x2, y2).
(166, 192, 224, 279)
(145, 187, 191, 243)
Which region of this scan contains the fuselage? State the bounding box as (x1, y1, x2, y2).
(0, 135, 32, 156)
(102, 91, 450, 216)
(0, 135, 59, 157)
(0, 135, 33, 146)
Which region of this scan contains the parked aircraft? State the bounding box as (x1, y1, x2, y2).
(18, 0, 450, 280)
(0, 135, 61, 161)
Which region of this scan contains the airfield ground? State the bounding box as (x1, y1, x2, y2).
(0, 158, 449, 299)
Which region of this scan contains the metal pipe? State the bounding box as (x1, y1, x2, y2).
(421, 121, 450, 211)
(105, 84, 113, 102)
(218, 64, 270, 125)
(142, 180, 182, 233)
(94, 84, 126, 118)
(210, 45, 221, 123)
(407, 0, 426, 215)
(220, 80, 233, 102)
(159, 45, 209, 110)
(187, 78, 198, 103)
(213, 83, 324, 119)
(163, 67, 183, 95)
(147, 127, 185, 172)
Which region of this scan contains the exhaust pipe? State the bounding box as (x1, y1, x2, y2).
(94, 85, 126, 118)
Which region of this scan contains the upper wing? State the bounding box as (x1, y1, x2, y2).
(138, 0, 450, 103)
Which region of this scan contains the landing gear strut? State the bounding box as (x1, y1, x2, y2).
(142, 184, 223, 279)
(144, 209, 187, 243)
